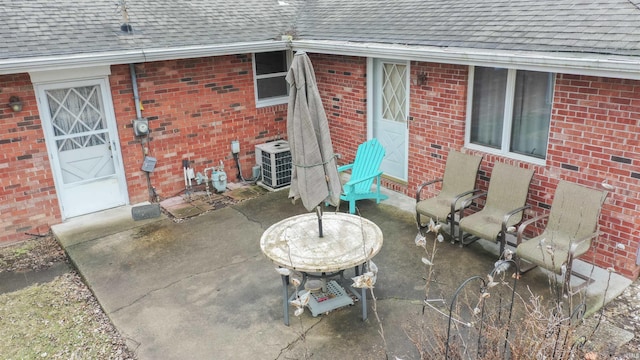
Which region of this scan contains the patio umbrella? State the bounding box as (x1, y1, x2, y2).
(286, 51, 342, 237)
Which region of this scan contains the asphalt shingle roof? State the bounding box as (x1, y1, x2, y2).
(1, 0, 299, 59)
(296, 0, 640, 56)
(2, 0, 640, 64)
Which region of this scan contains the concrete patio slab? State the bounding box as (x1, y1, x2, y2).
(52, 185, 633, 359)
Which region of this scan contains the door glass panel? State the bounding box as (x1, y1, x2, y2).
(45, 85, 114, 184)
(381, 63, 407, 122)
(46, 86, 108, 151)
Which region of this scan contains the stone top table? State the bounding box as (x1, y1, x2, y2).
(261, 212, 383, 272)
(260, 212, 383, 325)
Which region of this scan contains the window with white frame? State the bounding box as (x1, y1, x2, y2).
(253, 51, 290, 107)
(466, 66, 554, 162)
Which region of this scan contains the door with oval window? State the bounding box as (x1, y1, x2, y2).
(35, 78, 128, 219)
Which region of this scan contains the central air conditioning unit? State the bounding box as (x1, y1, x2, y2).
(255, 140, 292, 191)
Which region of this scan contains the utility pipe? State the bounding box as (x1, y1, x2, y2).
(130, 63, 157, 202)
(129, 63, 142, 119)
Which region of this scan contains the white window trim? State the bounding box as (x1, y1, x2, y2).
(253, 50, 292, 108)
(464, 65, 551, 166)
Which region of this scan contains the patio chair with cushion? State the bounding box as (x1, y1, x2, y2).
(415, 150, 483, 239)
(457, 162, 534, 256)
(336, 138, 388, 214)
(515, 180, 608, 294)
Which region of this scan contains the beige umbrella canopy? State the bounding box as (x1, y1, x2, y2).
(286, 52, 342, 234)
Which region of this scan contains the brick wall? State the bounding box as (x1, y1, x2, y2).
(310, 53, 368, 164)
(0, 54, 288, 245)
(110, 55, 288, 205)
(0, 73, 60, 243)
(309, 55, 639, 279)
(1, 54, 638, 279)
(547, 74, 640, 278)
(408, 62, 469, 190)
(407, 68, 639, 279)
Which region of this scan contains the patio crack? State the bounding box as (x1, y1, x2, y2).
(108, 254, 262, 315)
(232, 206, 268, 229)
(275, 318, 323, 360)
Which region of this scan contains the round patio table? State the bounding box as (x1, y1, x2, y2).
(260, 212, 383, 325)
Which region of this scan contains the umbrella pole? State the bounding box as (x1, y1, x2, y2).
(316, 206, 323, 238)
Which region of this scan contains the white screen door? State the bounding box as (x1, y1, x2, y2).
(36, 79, 128, 218)
(372, 59, 409, 181)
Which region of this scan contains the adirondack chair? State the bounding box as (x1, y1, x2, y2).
(457, 162, 534, 256)
(516, 180, 608, 294)
(335, 138, 388, 214)
(415, 150, 483, 239)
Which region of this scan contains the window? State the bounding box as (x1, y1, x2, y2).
(467, 66, 554, 162)
(253, 51, 290, 107)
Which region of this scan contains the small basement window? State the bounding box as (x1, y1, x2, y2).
(253, 50, 290, 107)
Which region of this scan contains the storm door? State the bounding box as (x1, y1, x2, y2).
(36, 79, 128, 218)
(371, 59, 409, 181)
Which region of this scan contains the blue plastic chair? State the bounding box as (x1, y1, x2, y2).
(335, 138, 389, 214)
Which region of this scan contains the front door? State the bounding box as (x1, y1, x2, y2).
(36, 78, 128, 219)
(371, 59, 409, 181)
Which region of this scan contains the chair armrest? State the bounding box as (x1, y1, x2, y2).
(415, 178, 443, 202)
(501, 204, 531, 236)
(344, 171, 383, 187)
(455, 189, 485, 223)
(568, 232, 599, 255)
(516, 213, 549, 245)
(461, 191, 487, 209)
(452, 189, 483, 209)
(337, 163, 354, 173)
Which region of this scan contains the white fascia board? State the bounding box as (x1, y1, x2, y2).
(0, 41, 287, 75)
(292, 40, 640, 80)
(0, 50, 145, 75)
(140, 41, 287, 62)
